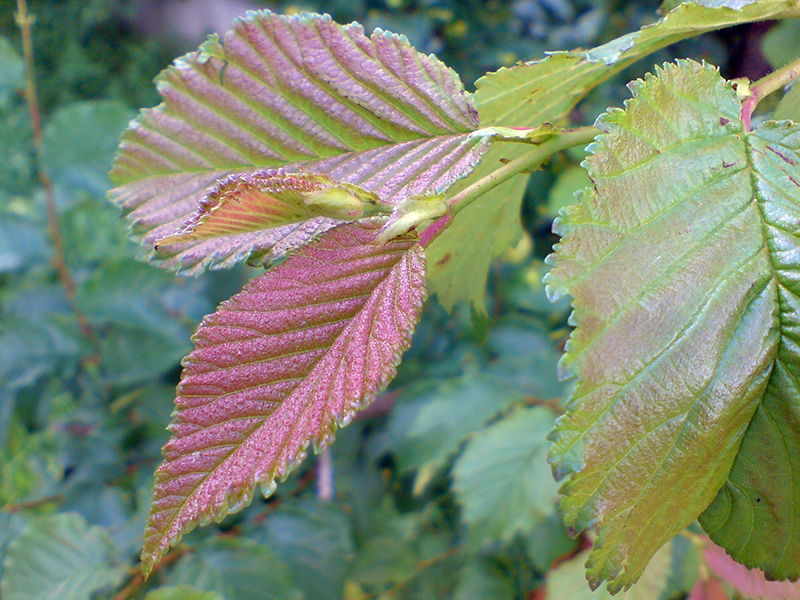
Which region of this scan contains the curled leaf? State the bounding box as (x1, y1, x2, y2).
(155, 170, 390, 248)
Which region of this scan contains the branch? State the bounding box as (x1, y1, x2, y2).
(15, 0, 94, 341)
(421, 125, 599, 248)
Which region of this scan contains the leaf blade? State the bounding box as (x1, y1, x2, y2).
(544, 60, 798, 591)
(699, 121, 800, 580)
(142, 219, 426, 575)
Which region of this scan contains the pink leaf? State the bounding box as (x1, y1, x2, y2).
(704, 542, 800, 600)
(109, 11, 486, 274)
(687, 578, 730, 600)
(141, 219, 426, 575)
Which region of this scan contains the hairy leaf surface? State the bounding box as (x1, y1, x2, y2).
(428, 0, 800, 313)
(142, 220, 426, 575)
(545, 60, 800, 591)
(109, 10, 486, 274)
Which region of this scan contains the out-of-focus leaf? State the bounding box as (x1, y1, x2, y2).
(168, 537, 303, 600)
(142, 220, 426, 575)
(545, 537, 693, 600)
(774, 84, 800, 122)
(453, 557, 515, 600)
(545, 166, 591, 218)
(428, 0, 800, 313)
(42, 101, 133, 203)
(0, 36, 23, 108)
(257, 500, 355, 600)
(109, 10, 487, 275)
(526, 512, 580, 572)
(387, 374, 520, 476)
(0, 419, 61, 505)
(687, 578, 730, 600)
(761, 18, 800, 69)
(703, 541, 800, 600)
(453, 406, 559, 542)
(144, 587, 226, 600)
(0, 216, 49, 274)
(0, 512, 125, 600)
(546, 59, 800, 590)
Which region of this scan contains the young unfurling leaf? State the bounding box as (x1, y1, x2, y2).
(155, 171, 391, 248)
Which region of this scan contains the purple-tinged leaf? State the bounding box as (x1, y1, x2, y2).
(109, 11, 486, 274)
(141, 219, 426, 575)
(155, 170, 389, 248)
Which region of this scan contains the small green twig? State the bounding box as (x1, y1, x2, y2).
(449, 125, 599, 216)
(420, 125, 599, 248)
(15, 0, 94, 342)
(741, 54, 800, 130)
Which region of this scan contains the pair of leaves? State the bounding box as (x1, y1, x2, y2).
(546, 59, 800, 592)
(108, 10, 489, 574)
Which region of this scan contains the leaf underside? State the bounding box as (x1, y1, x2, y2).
(141, 220, 427, 575)
(108, 10, 486, 275)
(545, 59, 800, 592)
(428, 0, 800, 313)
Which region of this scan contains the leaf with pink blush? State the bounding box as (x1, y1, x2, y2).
(704, 542, 800, 600)
(141, 219, 426, 575)
(108, 10, 487, 274)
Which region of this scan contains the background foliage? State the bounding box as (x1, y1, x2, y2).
(1, 1, 798, 598)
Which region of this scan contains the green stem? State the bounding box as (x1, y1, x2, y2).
(448, 125, 600, 217)
(741, 54, 800, 130)
(420, 126, 598, 248)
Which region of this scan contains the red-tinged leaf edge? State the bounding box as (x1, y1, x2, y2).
(141, 219, 427, 576)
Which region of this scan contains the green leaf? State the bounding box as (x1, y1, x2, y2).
(774, 83, 800, 122)
(453, 557, 515, 600)
(545, 59, 800, 591)
(42, 101, 133, 202)
(761, 18, 800, 69)
(0, 36, 23, 108)
(387, 374, 521, 477)
(258, 500, 355, 600)
(145, 587, 226, 600)
(452, 406, 559, 543)
(545, 537, 697, 600)
(0, 513, 125, 600)
(427, 0, 800, 313)
(109, 10, 487, 275)
(168, 537, 303, 600)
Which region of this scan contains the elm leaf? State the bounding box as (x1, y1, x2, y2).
(545, 60, 800, 591)
(428, 0, 800, 313)
(142, 219, 426, 576)
(109, 10, 487, 274)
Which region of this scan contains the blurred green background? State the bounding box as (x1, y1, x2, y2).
(0, 1, 794, 598)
